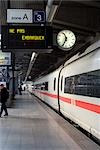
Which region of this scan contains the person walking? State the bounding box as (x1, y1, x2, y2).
(0, 84, 9, 117)
(18, 85, 22, 95)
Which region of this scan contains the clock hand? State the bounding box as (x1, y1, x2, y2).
(62, 39, 66, 46)
(62, 33, 66, 38)
(62, 33, 67, 46)
(62, 33, 67, 40)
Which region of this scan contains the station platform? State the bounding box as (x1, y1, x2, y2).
(0, 92, 99, 150)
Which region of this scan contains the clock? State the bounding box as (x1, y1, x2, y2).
(57, 30, 76, 50)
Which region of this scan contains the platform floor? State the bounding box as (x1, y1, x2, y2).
(0, 92, 99, 150)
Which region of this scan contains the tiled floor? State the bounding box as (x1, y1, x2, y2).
(0, 92, 99, 150)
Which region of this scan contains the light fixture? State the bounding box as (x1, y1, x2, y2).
(31, 52, 36, 62)
(47, 5, 58, 22)
(24, 52, 38, 82)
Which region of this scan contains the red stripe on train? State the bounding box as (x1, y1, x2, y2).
(34, 90, 100, 114)
(59, 96, 71, 103)
(76, 100, 100, 114)
(40, 92, 58, 99)
(40, 92, 71, 103)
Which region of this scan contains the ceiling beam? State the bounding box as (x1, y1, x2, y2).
(53, 20, 96, 36)
(77, 1, 100, 9)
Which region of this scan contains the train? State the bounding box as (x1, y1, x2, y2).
(29, 40, 100, 140)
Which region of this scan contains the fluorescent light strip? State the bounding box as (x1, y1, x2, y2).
(48, 5, 58, 22)
(31, 52, 36, 62)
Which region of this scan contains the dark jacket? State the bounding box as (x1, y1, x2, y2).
(1, 87, 8, 103)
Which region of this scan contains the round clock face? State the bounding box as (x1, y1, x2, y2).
(57, 30, 76, 50)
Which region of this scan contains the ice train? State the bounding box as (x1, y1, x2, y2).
(30, 40, 100, 140)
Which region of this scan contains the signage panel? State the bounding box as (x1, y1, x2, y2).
(1, 25, 52, 51)
(0, 52, 11, 65)
(34, 11, 45, 23)
(7, 9, 33, 23)
(0, 66, 7, 83)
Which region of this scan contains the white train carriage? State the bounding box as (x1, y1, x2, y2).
(32, 40, 100, 140)
(33, 68, 61, 110)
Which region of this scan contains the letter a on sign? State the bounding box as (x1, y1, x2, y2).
(23, 14, 28, 20)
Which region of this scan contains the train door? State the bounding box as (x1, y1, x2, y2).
(58, 74, 65, 113)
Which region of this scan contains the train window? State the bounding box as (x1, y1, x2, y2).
(45, 82, 48, 91)
(35, 82, 48, 91)
(61, 76, 63, 91)
(64, 77, 73, 93)
(54, 78, 56, 91)
(64, 70, 100, 98)
(41, 83, 45, 90)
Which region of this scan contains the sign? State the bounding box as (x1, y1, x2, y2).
(0, 66, 7, 82)
(0, 52, 11, 65)
(1, 25, 52, 51)
(34, 11, 45, 23)
(7, 9, 33, 23)
(0, 82, 6, 87)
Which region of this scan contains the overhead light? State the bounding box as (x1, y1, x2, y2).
(24, 52, 38, 82)
(47, 5, 58, 22)
(31, 52, 36, 62)
(18, 72, 23, 75)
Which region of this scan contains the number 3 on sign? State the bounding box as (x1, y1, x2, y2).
(34, 11, 45, 23)
(37, 14, 42, 21)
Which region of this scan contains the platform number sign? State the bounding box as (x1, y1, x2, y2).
(34, 11, 45, 23)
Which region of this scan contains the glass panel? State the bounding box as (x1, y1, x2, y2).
(61, 76, 63, 91)
(64, 70, 100, 98)
(54, 78, 56, 91)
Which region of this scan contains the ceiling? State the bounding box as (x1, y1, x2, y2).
(0, 0, 100, 81)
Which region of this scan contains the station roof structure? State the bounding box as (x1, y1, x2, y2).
(0, 0, 100, 81)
